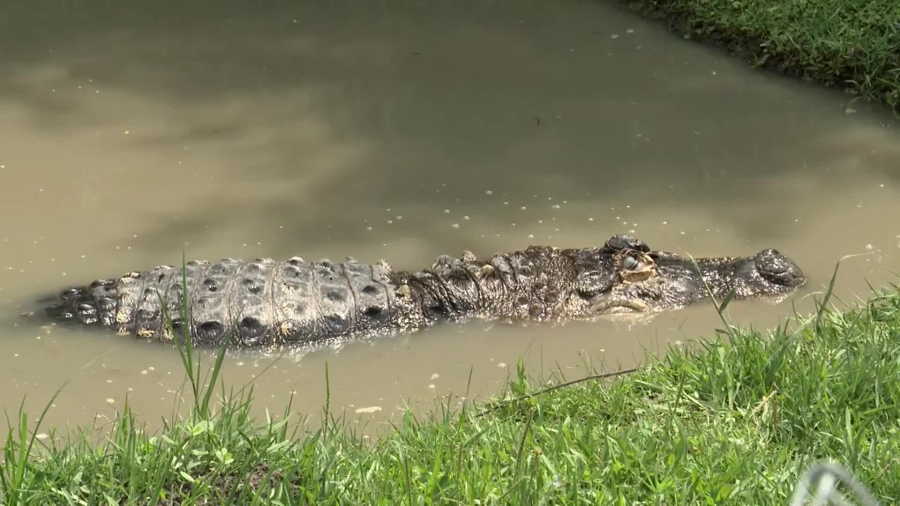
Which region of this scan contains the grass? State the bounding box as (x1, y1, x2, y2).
(2, 266, 900, 504)
(617, 0, 900, 113)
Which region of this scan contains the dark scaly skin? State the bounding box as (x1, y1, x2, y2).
(43, 235, 806, 348)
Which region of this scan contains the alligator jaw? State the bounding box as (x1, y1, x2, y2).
(589, 298, 649, 314)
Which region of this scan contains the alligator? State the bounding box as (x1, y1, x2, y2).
(44, 235, 806, 348)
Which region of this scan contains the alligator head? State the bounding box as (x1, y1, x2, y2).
(567, 235, 806, 317)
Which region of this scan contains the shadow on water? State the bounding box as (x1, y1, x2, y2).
(1, 0, 898, 261)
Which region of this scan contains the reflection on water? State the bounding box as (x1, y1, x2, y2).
(0, 0, 897, 435)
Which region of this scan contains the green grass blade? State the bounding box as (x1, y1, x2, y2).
(200, 331, 232, 420)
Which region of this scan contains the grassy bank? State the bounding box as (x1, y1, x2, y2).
(618, 0, 900, 113)
(3, 282, 900, 504)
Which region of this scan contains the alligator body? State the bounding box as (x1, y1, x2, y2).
(45, 235, 806, 348)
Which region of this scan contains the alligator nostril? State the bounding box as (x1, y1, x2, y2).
(756, 250, 805, 288)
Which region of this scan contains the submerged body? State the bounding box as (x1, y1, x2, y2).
(44, 235, 806, 348)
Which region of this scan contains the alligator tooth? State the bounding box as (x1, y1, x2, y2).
(137, 328, 156, 339)
(277, 321, 294, 339)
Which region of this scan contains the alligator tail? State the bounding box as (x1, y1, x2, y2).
(45, 279, 121, 327)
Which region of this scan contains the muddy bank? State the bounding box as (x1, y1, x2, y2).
(616, 0, 900, 113)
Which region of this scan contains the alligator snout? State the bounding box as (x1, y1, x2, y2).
(755, 248, 806, 288)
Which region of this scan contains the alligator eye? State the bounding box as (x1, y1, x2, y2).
(623, 255, 640, 270)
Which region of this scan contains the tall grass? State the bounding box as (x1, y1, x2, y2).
(156, 252, 232, 421)
(1, 262, 898, 504)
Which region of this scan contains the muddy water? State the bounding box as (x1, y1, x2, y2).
(1, 0, 898, 437)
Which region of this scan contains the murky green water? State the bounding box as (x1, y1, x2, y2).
(1, 0, 897, 436)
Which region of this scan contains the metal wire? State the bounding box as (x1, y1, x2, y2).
(789, 461, 882, 506)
